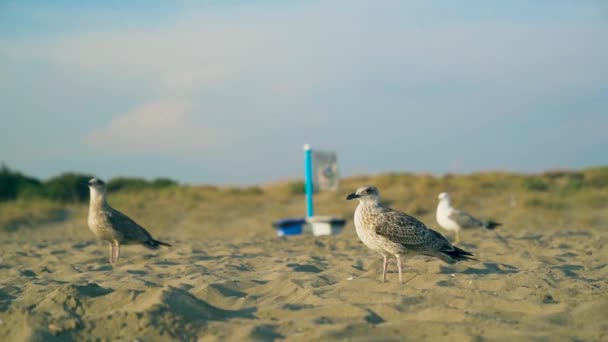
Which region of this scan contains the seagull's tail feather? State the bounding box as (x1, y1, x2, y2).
(483, 220, 501, 230)
(143, 238, 172, 250)
(439, 246, 477, 264)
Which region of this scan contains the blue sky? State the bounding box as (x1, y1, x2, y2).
(1, 1, 607, 184)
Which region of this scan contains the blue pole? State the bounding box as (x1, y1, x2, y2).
(304, 144, 314, 217)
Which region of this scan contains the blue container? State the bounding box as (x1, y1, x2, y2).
(273, 218, 306, 236)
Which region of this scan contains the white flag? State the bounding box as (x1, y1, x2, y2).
(312, 150, 339, 192)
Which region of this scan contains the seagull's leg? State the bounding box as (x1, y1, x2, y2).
(395, 254, 403, 283)
(113, 241, 121, 264)
(381, 254, 388, 283)
(454, 230, 461, 245)
(109, 242, 115, 264)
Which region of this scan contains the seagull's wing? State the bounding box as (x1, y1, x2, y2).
(448, 208, 483, 228)
(107, 207, 153, 242)
(374, 207, 453, 252)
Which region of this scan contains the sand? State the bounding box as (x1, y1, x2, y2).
(0, 221, 606, 342)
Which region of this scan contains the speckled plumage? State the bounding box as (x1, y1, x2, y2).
(87, 178, 170, 264)
(347, 185, 475, 283)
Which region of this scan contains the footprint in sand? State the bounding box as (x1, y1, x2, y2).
(287, 263, 324, 273)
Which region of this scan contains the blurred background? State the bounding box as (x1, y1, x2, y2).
(1, 0, 606, 185)
(0, 1, 607, 239)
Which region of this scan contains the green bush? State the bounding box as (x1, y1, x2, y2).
(106, 176, 178, 193)
(151, 178, 179, 188)
(0, 164, 180, 202)
(0, 164, 43, 201)
(106, 177, 149, 192)
(521, 177, 549, 192)
(17, 183, 46, 199)
(43, 172, 94, 202)
(287, 180, 305, 194)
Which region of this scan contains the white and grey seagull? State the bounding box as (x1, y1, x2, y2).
(436, 192, 501, 244)
(87, 178, 171, 264)
(347, 185, 475, 283)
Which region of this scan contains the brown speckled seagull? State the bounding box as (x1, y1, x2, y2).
(347, 185, 475, 283)
(87, 178, 171, 264)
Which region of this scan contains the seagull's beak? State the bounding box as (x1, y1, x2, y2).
(346, 193, 359, 200)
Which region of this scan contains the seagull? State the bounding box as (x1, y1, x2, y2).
(87, 178, 171, 264)
(346, 185, 475, 283)
(436, 192, 501, 244)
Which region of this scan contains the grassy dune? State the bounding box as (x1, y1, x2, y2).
(1, 167, 607, 241)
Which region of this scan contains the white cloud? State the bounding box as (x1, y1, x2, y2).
(85, 99, 222, 156)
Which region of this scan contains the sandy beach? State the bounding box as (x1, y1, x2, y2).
(1, 221, 606, 341)
(1, 170, 608, 341)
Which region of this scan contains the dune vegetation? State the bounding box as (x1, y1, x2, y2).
(1, 166, 607, 241)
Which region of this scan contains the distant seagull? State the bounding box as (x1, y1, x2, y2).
(87, 178, 171, 264)
(436, 192, 501, 244)
(346, 185, 475, 283)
